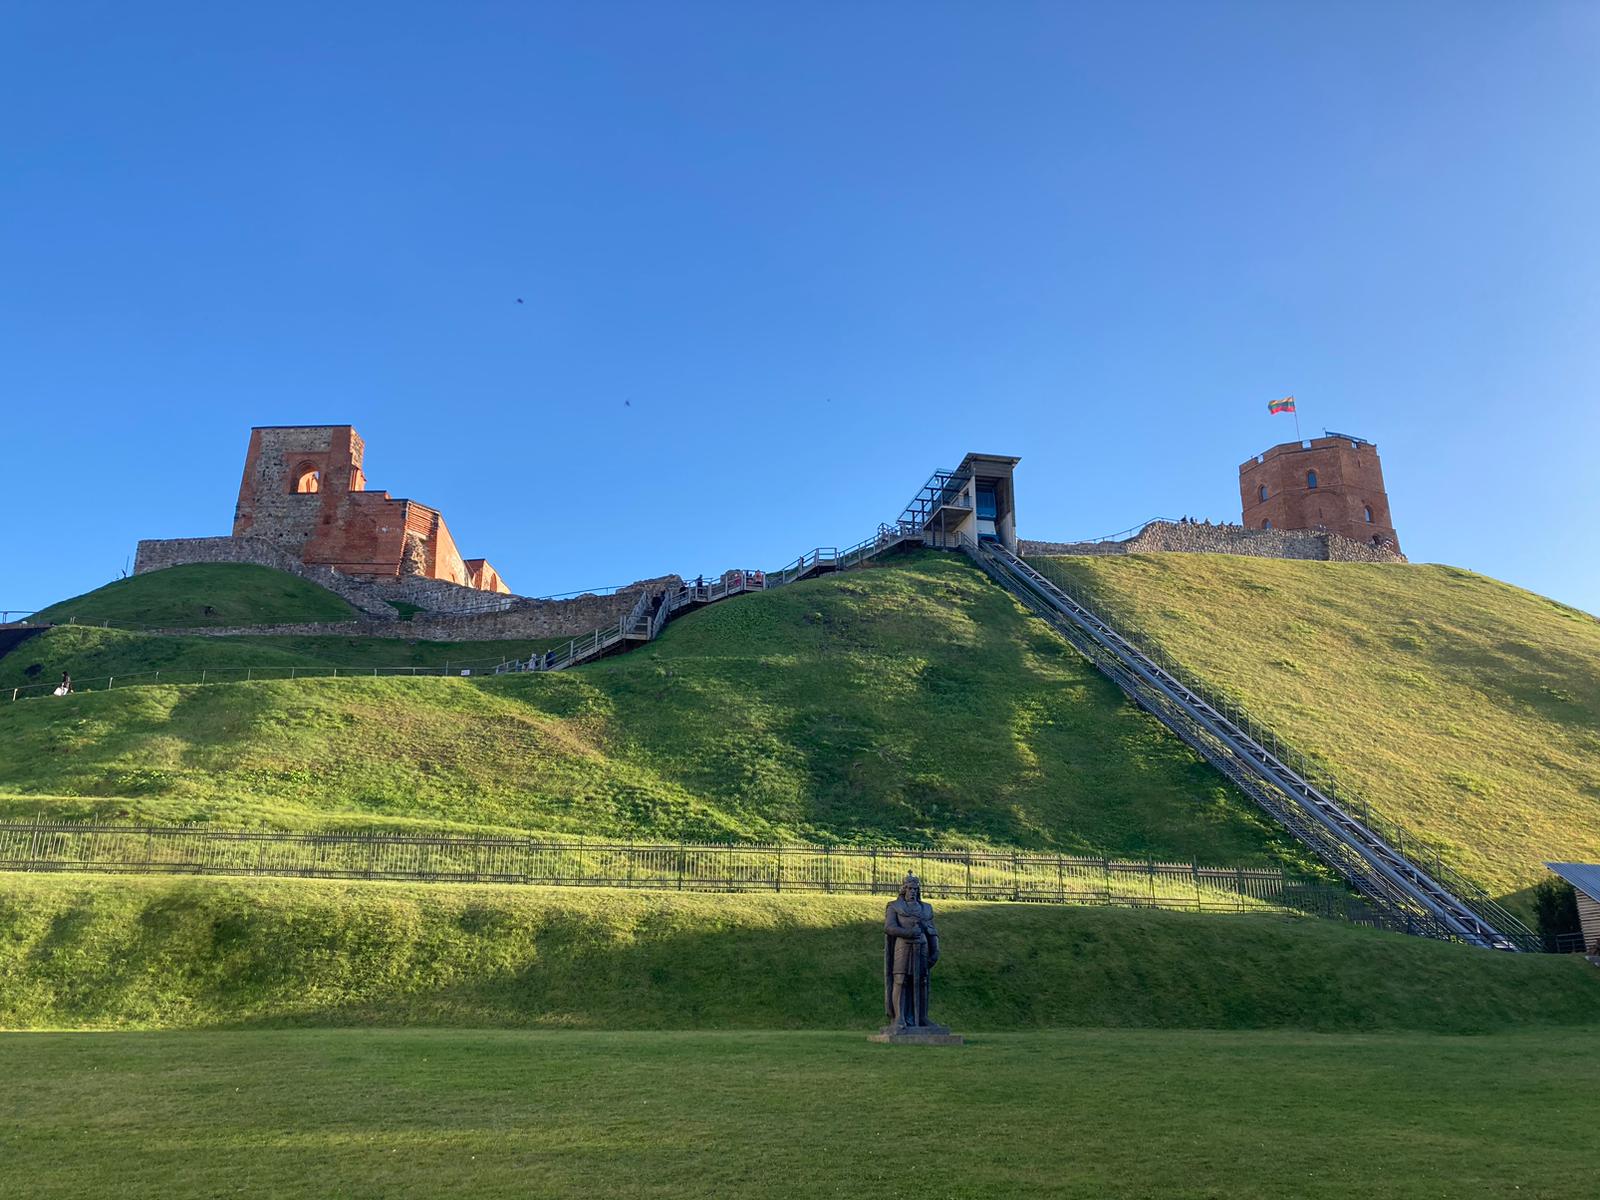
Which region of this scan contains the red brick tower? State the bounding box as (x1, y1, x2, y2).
(1239, 434, 1399, 553)
(231, 425, 509, 592)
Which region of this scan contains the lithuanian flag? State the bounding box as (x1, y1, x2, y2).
(1268, 396, 1296, 415)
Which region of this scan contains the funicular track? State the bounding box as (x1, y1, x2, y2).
(964, 538, 1538, 951)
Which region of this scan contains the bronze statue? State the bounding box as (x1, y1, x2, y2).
(873, 873, 959, 1042)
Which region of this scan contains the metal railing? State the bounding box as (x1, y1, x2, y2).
(0, 820, 1389, 924)
(898, 467, 974, 530)
(974, 539, 1537, 951)
(1550, 931, 1595, 955)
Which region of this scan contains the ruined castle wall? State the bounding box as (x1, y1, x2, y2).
(132, 536, 401, 616)
(1020, 521, 1403, 563)
(228, 424, 506, 591)
(364, 572, 518, 612)
(233, 426, 363, 554)
(149, 576, 680, 642)
(132, 535, 675, 640)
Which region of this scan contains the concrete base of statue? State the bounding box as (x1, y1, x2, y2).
(869, 1022, 964, 1045)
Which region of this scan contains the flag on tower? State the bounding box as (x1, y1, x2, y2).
(1268, 396, 1296, 415)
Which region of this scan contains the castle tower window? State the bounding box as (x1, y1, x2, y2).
(1306, 469, 1319, 489)
(1262, 519, 1272, 529)
(1258, 484, 1268, 502)
(1364, 505, 1374, 523)
(292, 464, 321, 494)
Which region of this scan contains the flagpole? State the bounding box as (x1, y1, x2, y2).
(1294, 408, 1302, 444)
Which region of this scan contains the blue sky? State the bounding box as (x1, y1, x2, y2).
(5, 1, 1598, 614)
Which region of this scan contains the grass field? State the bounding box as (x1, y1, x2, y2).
(0, 553, 1313, 865)
(4, 873, 1597, 1031)
(2, 1027, 1596, 1198)
(1027, 554, 1600, 903)
(27, 563, 361, 628)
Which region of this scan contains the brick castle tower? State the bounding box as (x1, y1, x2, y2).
(1238, 434, 1399, 553)
(232, 425, 509, 592)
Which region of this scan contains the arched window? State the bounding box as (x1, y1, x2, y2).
(1306, 470, 1318, 489)
(1258, 484, 1268, 502)
(292, 464, 321, 494)
(1364, 505, 1374, 524)
(1261, 519, 1272, 529)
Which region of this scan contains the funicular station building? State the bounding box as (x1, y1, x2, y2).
(898, 453, 1021, 551)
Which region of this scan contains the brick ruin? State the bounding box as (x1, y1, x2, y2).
(231, 425, 509, 593)
(1022, 433, 1404, 565)
(124, 425, 1411, 640)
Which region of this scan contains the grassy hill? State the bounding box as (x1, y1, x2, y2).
(1027, 553, 1600, 902)
(28, 563, 360, 628)
(0, 625, 568, 693)
(0, 553, 1310, 867)
(4, 872, 1597, 1031)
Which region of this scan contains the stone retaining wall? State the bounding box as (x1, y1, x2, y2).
(1021, 521, 1404, 564)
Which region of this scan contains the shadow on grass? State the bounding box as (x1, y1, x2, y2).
(11, 879, 1600, 1036)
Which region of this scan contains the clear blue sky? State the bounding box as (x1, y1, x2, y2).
(5, 1, 1598, 614)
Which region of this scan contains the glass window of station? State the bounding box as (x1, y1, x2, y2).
(976, 482, 999, 541)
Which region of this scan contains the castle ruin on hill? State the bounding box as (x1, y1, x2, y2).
(1239, 433, 1400, 554)
(231, 425, 509, 593)
(127, 424, 1403, 643)
(1021, 433, 1402, 562)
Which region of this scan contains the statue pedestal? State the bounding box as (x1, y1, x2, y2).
(868, 1024, 964, 1046)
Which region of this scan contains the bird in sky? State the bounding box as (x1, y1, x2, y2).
(516, 298, 524, 304)
(624, 400, 631, 407)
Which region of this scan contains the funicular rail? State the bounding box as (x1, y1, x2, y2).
(965, 538, 1537, 951)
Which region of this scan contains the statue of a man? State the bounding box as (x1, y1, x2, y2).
(882, 873, 947, 1034)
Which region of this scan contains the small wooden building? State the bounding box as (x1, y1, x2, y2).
(1546, 863, 1600, 953)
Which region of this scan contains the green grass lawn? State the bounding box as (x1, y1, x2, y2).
(0, 624, 569, 693)
(27, 563, 361, 628)
(1027, 554, 1600, 904)
(5, 873, 1597, 1032)
(0, 554, 1313, 866)
(2, 1027, 1596, 1198)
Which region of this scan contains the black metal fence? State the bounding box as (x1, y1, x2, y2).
(0, 820, 1399, 925)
